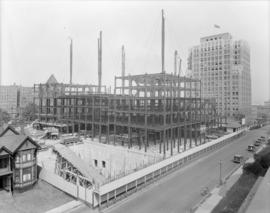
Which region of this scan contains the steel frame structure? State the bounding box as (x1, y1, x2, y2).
(34, 73, 219, 156)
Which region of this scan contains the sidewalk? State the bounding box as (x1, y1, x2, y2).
(195, 166, 243, 213)
(45, 200, 85, 213)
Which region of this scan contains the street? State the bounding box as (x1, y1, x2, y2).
(72, 126, 269, 213)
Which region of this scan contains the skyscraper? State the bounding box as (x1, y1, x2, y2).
(0, 84, 34, 117)
(188, 33, 251, 121)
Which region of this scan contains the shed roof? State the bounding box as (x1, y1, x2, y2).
(53, 144, 105, 185)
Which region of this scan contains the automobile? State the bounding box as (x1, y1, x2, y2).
(259, 136, 266, 142)
(233, 154, 244, 163)
(254, 140, 261, 146)
(247, 145, 255, 152)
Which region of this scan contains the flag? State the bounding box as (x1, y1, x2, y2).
(214, 24, 221, 29)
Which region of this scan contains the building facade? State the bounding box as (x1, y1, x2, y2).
(0, 126, 39, 192)
(0, 85, 34, 117)
(188, 33, 251, 121)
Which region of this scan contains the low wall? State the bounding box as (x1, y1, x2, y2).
(94, 129, 246, 208)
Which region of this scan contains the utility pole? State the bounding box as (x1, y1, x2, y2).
(161, 9, 165, 73)
(219, 160, 222, 185)
(122, 45, 125, 95)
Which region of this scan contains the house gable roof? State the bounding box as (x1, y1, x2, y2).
(0, 125, 20, 137)
(0, 146, 12, 156)
(18, 138, 38, 151)
(46, 74, 58, 84)
(0, 135, 40, 154)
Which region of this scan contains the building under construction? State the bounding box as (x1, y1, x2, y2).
(34, 10, 219, 156)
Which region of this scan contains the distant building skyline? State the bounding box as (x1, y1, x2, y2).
(188, 32, 251, 120)
(0, 85, 34, 117)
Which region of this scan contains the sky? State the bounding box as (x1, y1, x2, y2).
(1, 0, 269, 105)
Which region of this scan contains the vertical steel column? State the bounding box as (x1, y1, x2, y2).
(161, 10, 165, 73)
(69, 38, 73, 85)
(184, 79, 187, 151)
(170, 77, 173, 156)
(174, 50, 178, 75)
(144, 77, 148, 152)
(178, 76, 181, 152)
(91, 95, 94, 141)
(128, 78, 131, 148)
(189, 80, 192, 149)
(194, 82, 198, 146)
(98, 31, 102, 94)
(163, 75, 166, 157)
(113, 77, 116, 144)
(122, 45, 125, 95)
(106, 96, 109, 144)
(99, 97, 102, 142)
(199, 80, 202, 145)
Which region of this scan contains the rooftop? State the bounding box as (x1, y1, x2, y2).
(53, 143, 106, 185)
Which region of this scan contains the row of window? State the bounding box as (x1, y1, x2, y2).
(16, 153, 33, 163)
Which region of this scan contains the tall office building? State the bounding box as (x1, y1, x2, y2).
(188, 33, 251, 121)
(0, 84, 34, 117)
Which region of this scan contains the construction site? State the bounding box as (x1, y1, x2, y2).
(34, 11, 221, 156)
(32, 10, 229, 208)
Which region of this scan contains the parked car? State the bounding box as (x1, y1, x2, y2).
(254, 140, 261, 146)
(233, 154, 244, 163)
(247, 145, 255, 152)
(259, 136, 266, 142)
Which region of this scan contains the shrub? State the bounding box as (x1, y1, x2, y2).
(254, 146, 270, 169)
(243, 161, 266, 176)
(212, 172, 257, 213)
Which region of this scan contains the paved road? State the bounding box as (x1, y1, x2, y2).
(72, 126, 269, 213)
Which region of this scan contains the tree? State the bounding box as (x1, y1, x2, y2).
(21, 103, 38, 121)
(0, 108, 11, 126)
(243, 161, 266, 176)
